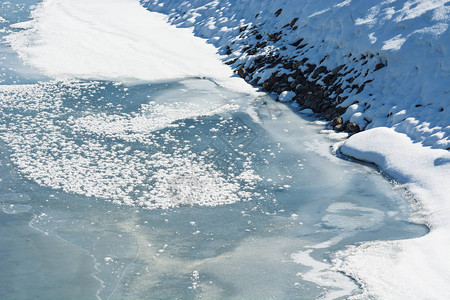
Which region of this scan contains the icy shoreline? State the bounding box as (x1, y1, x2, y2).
(140, 0, 450, 298)
(142, 0, 449, 150)
(336, 128, 450, 299)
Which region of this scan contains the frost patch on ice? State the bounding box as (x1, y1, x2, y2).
(0, 81, 262, 209)
(73, 101, 239, 138)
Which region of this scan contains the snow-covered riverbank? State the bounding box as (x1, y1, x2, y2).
(142, 0, 449, 150)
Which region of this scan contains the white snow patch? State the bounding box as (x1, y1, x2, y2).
(292, 250, 356, 299)
(299, 109, 314, 115)
(278, 91, 296, 102)
(339, 127, 450, 299)
(6, 0, 255, 93)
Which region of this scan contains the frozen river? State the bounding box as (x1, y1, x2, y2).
(0, 1, 428, 299)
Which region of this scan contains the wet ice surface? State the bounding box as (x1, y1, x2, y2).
(0, 79, 428, 299)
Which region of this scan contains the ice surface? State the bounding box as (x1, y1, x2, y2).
(0, 78, 427, 299)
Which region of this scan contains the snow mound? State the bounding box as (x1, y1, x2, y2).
(278, 91, 296, 102)
(339, 127, 450, 299)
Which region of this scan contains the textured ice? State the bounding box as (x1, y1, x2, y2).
(0, 80, 261, 209)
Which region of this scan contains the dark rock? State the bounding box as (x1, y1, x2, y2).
(239, 25, 248, 32)
(330, 117, 343, 127)
(306, 63, 316, 74)
(312, 66, 327, 78)
(237, 67, 247, 79)
(256, 41, 267, 49)
(268, 32, 282, 42)
(290, 18, 299, 27)
(225, 58, 238, 65)
(331, 65, 345, 75)
(323, 74, 337, 86)
(346, 122, 360, 133)
(255, 34, 263, 40)
(289, 81, 298, 89)
(334, 123, 344, 131)
(246, 48, 257, 55)
(291, 39, 303, 47)
(374, 63, 386, 71)
(275, 9, 283, 17)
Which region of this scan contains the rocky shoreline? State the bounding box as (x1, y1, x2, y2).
(224, 9, 386, 133)
(143, 0, 448, 150)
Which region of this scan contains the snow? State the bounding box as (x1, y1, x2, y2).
(338, 127, 450, 299)
(6, 0, 255, 93)
(278, 91, 296, 102)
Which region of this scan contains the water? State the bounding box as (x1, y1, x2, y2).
(0, 2, 428, 299)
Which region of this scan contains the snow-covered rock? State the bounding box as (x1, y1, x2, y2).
(278, 90, 295, 102)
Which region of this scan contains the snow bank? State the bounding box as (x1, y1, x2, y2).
(338, 127, 450, 299)
(342, 128, 450, 211)
(142, 0, 449, 150)
(6, 0, 254, 93)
